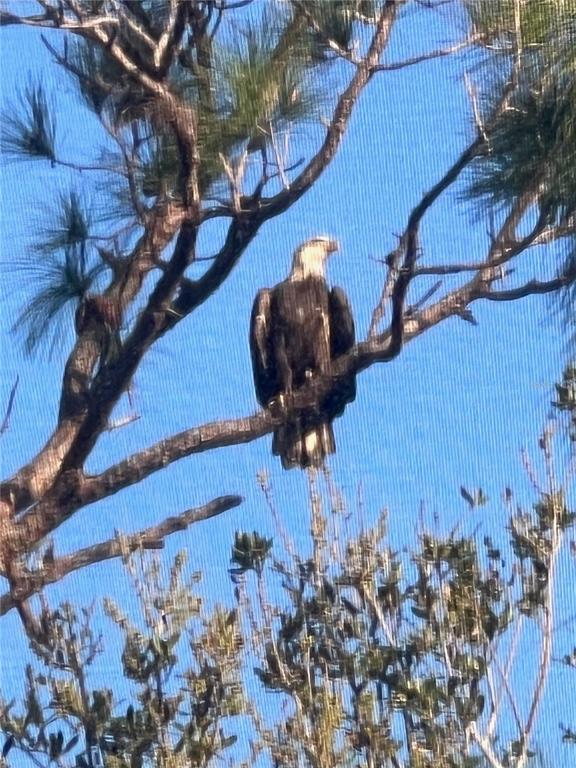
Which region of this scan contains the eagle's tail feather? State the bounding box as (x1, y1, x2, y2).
(273, 423, 335, 469)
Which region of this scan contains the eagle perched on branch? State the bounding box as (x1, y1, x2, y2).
(250, 237, 356, 469)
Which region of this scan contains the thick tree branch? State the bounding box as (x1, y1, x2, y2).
(80, 415, 276, 508)
(3, 201, 187, 511)
(0, 495, 242, 615)
(46, 0, 403, 476)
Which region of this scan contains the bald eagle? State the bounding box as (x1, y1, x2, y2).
(250, 237, 356, 469)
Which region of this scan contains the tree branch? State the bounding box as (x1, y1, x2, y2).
(1, 495, 242, 614)
(368, 135, 485, 337)
(256, 0, 400, 219)
(371, 36, 480, 72)
(11, 191, 557, 548)
(2, 1, 401, 515)
(475, 275, 573, 301)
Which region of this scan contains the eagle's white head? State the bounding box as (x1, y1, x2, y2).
(290, 236, 339, 279)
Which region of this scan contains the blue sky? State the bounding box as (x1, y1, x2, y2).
(0, 2, 574, 764)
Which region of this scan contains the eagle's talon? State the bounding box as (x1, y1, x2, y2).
(268, 391, 292, 417)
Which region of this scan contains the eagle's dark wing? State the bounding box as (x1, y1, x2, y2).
(249, 288, 278, 407)
(326, 286, 356, 417)
(329, 286, 355, 356)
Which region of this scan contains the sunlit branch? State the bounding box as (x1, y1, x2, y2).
(469, 722, 505, 768)
(531, 222, 576, 246)
(77, 413, 275, 510)
(0, 7, 117, 30)
(413, 255, 512, 277)
(2, 1, 401, 514)
(406, 280, 443, 314)
(115, 3, 158, 52)
(152, 0, 188, 73)
(489, 648, 525, 741)
(487, 612, 524, 738)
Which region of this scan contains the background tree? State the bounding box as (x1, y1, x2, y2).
(1, 413, 574, 767)
(1, 1, 575, 766)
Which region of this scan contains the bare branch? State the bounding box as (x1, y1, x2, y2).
(519, 445, 563, 767)
(406, 280, 443, 313)
(2, 1, 402, 515)
(372, 36, 480, 72)
(464, 71, 489, 146)
(413, 255, 511, 277)
(152, 0, 188, 74)
(257, 0, 401, 219)
(368, 135, 485, 337)
(1, 495, 242, 614)
(78, 414, 275, 509)
(469, 722, 506, 768)
(477, 275, 572, 302)
(115, 3, 158, 52)
(0, 7, 117, 30)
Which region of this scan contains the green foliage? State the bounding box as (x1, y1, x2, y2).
(554, 363, 576, 416)
(465, 0, 576, 46)
(1, 444, 574, 767)
(230, 530, 273, 576)
(464, 3, 576, 218)
(247, 525, 507, 765)
(34, 190, 92, 255)
(467, 64, 576, 214)
(0, 553, 245, 768)
(10, 241, 107, 356)
(0, 80, 56, 163)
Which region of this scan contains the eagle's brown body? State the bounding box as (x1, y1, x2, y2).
(250, 238, 355, 469)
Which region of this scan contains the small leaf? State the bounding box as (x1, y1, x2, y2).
(63, 734, 80, 754)
(2, 735, 14, 758)
(460, 486, 475, 508)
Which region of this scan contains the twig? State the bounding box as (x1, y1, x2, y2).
(104, 413, 141, 432)
(406, 280, 442, 314)
(268, 122, 290, 190)
(518, 463, 563, 766)
(489, 644, 525, 740)
(372, 36, 480, 72)
(464, 71, 489, 145)
(486, 613, 524, 738)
